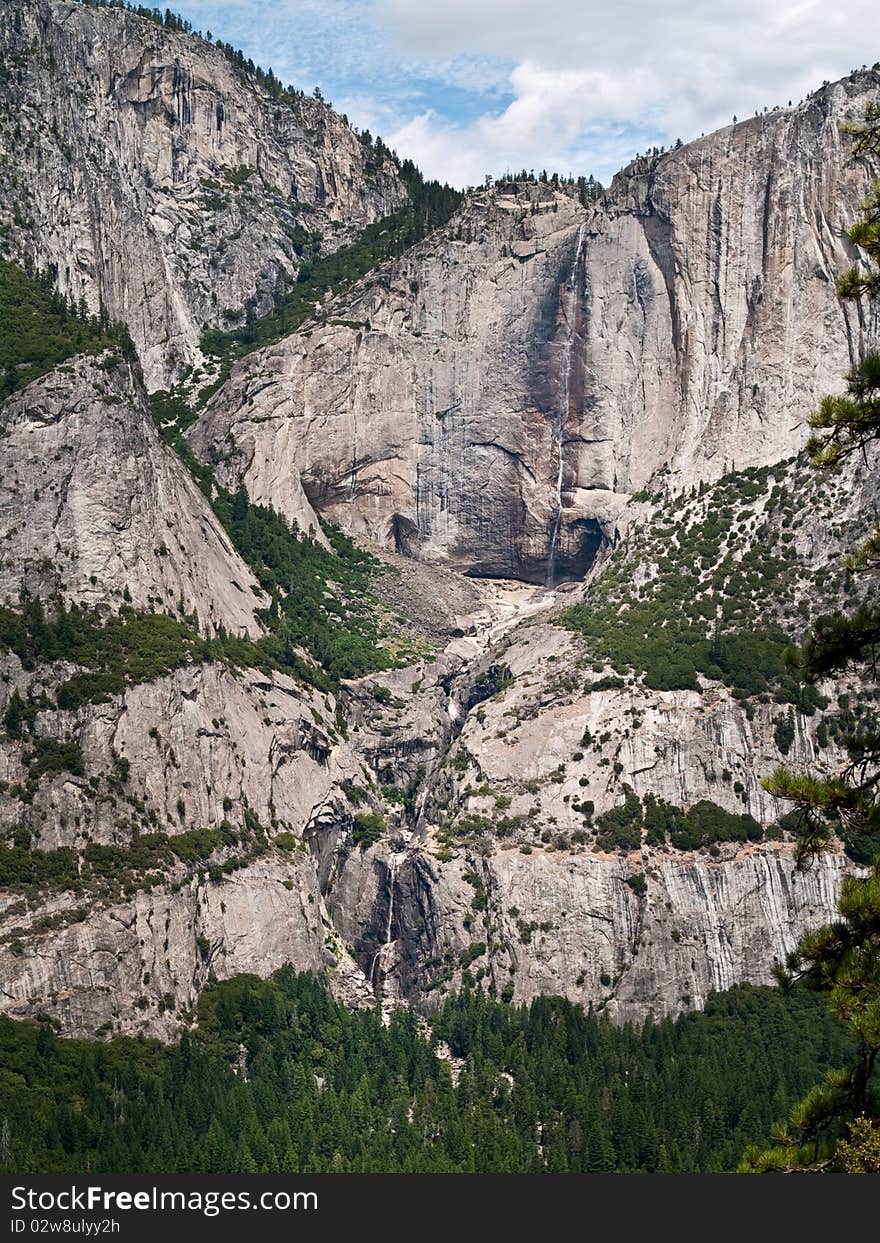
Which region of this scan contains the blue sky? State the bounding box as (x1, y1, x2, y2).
(176, 1, 877, 187)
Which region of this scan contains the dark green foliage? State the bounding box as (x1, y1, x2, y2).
(842, 823, 880, 866)
(0, 592, 357, 724)
(3, 689, 32, 737)
(214, 487, 392, 684)
(0, 260, 121, 400)
(146, 388, 214, 493)
(585, 674, 626, 691)
(271, 832, 298, 852)
(0, 598, 261, 709)
(351, 812, 385, 849)
(0, 823, 242, 898)
(83, 824, 236, 880)
(339, 780, 369, 807)
(742, 863, 880, 1171)
(595, 785, 642, 851)
(789, 604, 880, 684)
(0, 556, 391, 711)
(0, 972, 853, 1173)
(459, 942, 486, 968)
(643, 792, 679, 846)
(596, 788, 765, 853)
(491, 172, 604, 203)
(667, 800, 763, 851)
(26, 739, 84, 780)
(774, 710, 796, 756)
(150, 390, 396, 688)
(0, 843, 79, 890)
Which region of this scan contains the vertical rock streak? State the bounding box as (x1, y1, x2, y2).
(547, 222, 587, 586)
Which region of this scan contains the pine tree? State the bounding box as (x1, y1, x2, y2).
(3, 689, 26, 737)
(762, 103, 880, 867)
(745, 103, 880, 1172)
(739, 863, 880, 1171)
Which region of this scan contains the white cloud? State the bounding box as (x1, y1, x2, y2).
(386, 63, 666, 185)
(177, 1, 878, 185)
(374, 0, 877, 183)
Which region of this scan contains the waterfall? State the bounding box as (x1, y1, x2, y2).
(368, 851, 404, 995)
(546, 222, 586, 587)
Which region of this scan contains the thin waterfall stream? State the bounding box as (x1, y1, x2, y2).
(546, 222, 586, 587)
(368, 850, 405, 998)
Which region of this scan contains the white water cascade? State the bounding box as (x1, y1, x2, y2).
(368, 851, 405, 999)
(546, 222, 586, 588)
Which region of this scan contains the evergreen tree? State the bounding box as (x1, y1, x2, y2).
(745, 104, 880, 1172)
(763, 102, 880, 866)
(0, 972, 852, 1174)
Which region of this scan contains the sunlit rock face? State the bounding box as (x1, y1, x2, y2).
(0, 9, 876, 1039)
(573, 74, 879, 494)
(191, 186, 606, 584)
(192, 71, 878, 584)
(0, 0, 406, 388)
(0, 353, 265, 634)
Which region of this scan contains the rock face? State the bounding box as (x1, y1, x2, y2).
(0, 855, 359, 1039)
(0, 352, 265, 636)
(575, 85, 879, 492)
(324, 583, 857, 1020)
(0, 640, 380, 1036)
(0, 549, 853, 1035)
(0, 12, 875, 1041)
(0, 340, 391, 1035)
(0, 658, 356, 850)
(192, 72, 879, 584)
(369, 841, 847, 1024)
(191, 187, 613, 584)
(0, 0, 406, 387)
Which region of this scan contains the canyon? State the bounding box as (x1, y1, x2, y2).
(0, 0, 877, 1039)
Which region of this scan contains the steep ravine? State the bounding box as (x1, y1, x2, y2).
(0, 10, 875, 1039)
(327, 576, 853, 1024)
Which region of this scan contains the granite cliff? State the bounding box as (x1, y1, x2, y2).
(191, 70, 880, 583)
(0, 0, 405, 388)
(0, 353, 265, 634)
(0, 1, 876, 1039)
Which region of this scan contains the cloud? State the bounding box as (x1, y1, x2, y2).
(386, 65, 664, 186)
(176, 1, 878, 186)
(373, 0, 876, 183)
